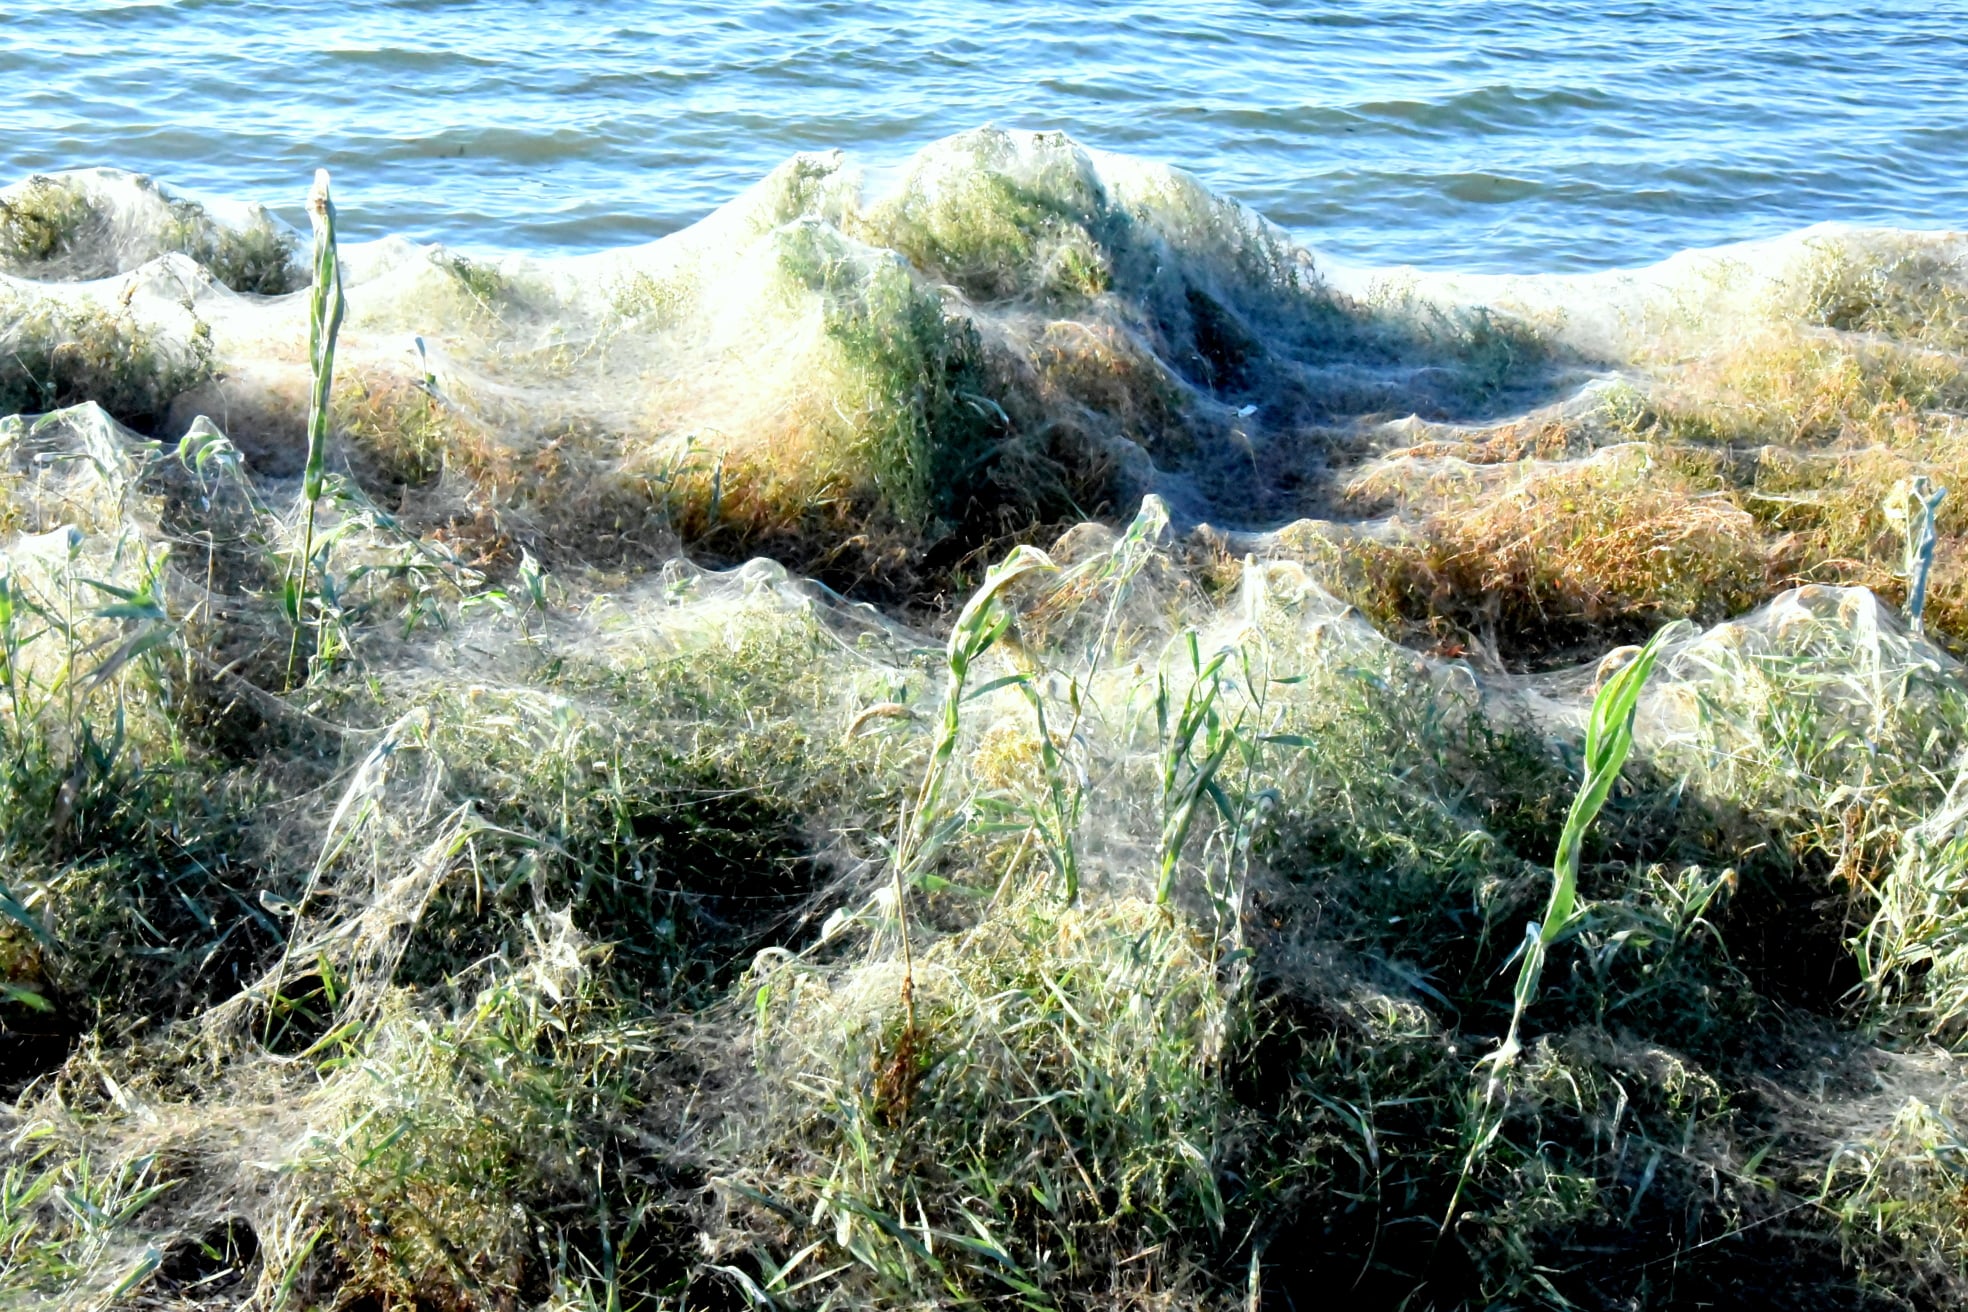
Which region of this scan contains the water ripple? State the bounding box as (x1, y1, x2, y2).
(4, 0, 1965, 271)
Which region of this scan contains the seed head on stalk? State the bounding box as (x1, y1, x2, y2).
(288, 168, 346, 686)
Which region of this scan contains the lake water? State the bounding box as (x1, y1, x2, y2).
(4, 0, 1966, 271)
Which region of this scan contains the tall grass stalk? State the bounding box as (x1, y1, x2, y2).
(287, 168, 345, 687)
(1496, 625, 1669, 1079)
(1155, 632, 1235, 907)
(900, 546, 1057, 876)
(890, 544, 1055, 1027)
(1446, 624, 1670, 1231)
(1015, 673, 1085, 903)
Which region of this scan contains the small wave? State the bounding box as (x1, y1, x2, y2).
(1349, 83, 1618, 133)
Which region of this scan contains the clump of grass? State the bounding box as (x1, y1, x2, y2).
(1859, 765, 1968, 1044)
(1792, 240, 1968, 352)
(636, 219, 1096, 591)
(1292, 445, 1767, 660)
(1822, 1091, 1968, 1302)
(0, 294, 213, 432)
(203, 221, 305, 296)
(864, 128, 1118, 303)
(0, 177, 93, 269)
(776, 222, 1003, 529)
(444, 251, 509, 307)
(729, 883, 1232, 1307)
(1, 174, 303, 292)
(1445, 450, 1764, 629)
(332, 366, 458, 492)
(293, 916, 654, 1310)
(163, 199, 305, 295)
(1645, 323, 1968, 451)
(1656, 586, 1968, 881)
(1023, 317, 1194, 457)
(0, 453, 275, 1066)
(608, 266, 697, 327)
(0, 1119, 182, 1307)
(195, 130, 1575, 616)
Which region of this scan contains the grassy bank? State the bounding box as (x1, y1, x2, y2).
(4, 139, 1968, 1310)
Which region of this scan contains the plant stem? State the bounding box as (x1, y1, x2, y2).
(287, 169, 345, 689)
(1444, 623, 1672, 1236)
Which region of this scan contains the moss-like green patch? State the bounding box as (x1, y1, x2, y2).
(0, 178, 93, 268)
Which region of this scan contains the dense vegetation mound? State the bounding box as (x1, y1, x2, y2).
(3, 132, 1968, 1311)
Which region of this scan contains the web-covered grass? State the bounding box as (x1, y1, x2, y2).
(3, 133, 1968, 1311)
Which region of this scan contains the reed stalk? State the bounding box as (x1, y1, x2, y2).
(286, 169, 345, 687)
(888, 544, 1056, 1031)
(1446, 623, 1670, 1233)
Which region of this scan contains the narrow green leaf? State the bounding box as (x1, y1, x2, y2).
(0, 884, 55, 949)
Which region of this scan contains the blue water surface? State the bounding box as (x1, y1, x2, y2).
(3, 0, 1965, 270)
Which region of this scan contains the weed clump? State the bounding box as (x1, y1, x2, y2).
(0, 412, 277, 1092)
(866, 129, 1119, 303)
(296, 919, 644, 1310)
(1822, 1089, 1968, 1302)
(758, 220, 1011, 532)
(1, 171, 304, 293)
(0, 294, 213, 432)
(1793, 240, 1968, 351)
(728, 887, 1229, 1306)
(1303, 444, 1771, 657)
(165, 203, 304, 296)
(0, 177, 94, 269)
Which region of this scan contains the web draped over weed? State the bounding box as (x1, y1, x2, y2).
(0, 289, 214, 432)
(3, 131, 1577, 603)
(0, 171, 303, 292)
(6, 134, 1968, 1312)
(8, 403, 1968, 1309)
